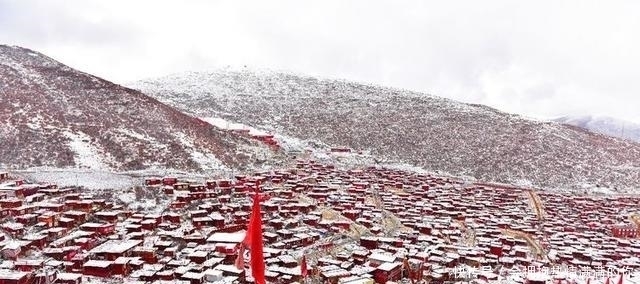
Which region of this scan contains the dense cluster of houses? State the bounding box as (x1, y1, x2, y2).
(0, 162, 639, 284)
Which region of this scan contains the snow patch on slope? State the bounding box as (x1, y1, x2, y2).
(173, 132, 227, 171)
(117, 128, 158, 144)
(25, 115, 45, 130)
(202, 116, 320, 154)
(62, 131, 111, 170)
(0, 124, 17, 139)
(201, 117, 268, 135)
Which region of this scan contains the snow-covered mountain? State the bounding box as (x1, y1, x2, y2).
(0, 46, 280, 172)
(130, 69, 640, 191)
(554, 115, 640, 143)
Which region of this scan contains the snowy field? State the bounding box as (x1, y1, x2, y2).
(16, 168, 140, 190)
(14, 167, 236, 190)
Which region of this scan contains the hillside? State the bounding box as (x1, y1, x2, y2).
(0, 46, 278, 172)
(131, 69, 640, 191)
(555, 115, 640, 143)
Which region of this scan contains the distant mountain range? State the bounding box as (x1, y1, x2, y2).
(0, 45, 280, 172)
(554, 115, 640, 143)
(130, 69, 640, 191)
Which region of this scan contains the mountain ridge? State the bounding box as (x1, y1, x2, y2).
(131, 70, 640, 191)
(554, 115, 640, 143)
(0, 45, 279, 172)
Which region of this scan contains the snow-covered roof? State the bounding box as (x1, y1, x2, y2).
(376, 262, 400, 272)
(83, 260, 113, 268)
(369, 253, 396, 263)
(182, 271, 204, 279)
(527, 272, 550, 281)
(215, 264, 243, 274)
(207, 231, 246, 243)
(0, 269, 30, 280)
(56, 273, 82, 280)
(90, 240, 142, 254)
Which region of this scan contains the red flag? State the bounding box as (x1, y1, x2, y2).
(605, 278, 611, 284)
(301, 255, 308, 278)
(234, 245, 245, 270)
(242, 181, 266, 284)
(617, 274, 624, 284)
(243, 180, 261, 247)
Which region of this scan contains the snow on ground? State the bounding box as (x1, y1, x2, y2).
(17, 167, 139, 190)
(117, 128, 158, 144)
(117, 190, 167, 213)
(201, 117, 268, 136)
(577, 183, 617, 194)
(25, 115, 44, 130)
(204, 116, 334, 156)
(201, 115, 400, 172)
(16, 166, 243, 191)
(62, 130, 112, 170)
(379, 162, 476, 182)
(272, 133, 313, 153)
(0, 46, 49, 85)
(173, 132, 228, 171)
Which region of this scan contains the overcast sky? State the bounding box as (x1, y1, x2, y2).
(1, 0, 639, 123)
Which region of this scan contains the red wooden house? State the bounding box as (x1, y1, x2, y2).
(188, 250, 210, 264)
(174, 183, 189, 191)
(133, 247, 157, 264)
(180, 271, 205, 284)
(162, 177, 178, 186)
(34, 271, 58, 284)
(611, 225, 640, 238)
(94, 211, 120, 223)
(217, 180, 232, 188)
(205, 180, 217, 190)
(15, 214, 38, 226)
(79, 223, 115, 235)
(0, 271, 31, 284)
(55, 273, 83, 284)
(1, 240, 30, 259)
(113, 257, 144, 276)
(14, 259, 44, 271)
(63, 210, 88, 224)
(89, 240, 142, 260)
(0, 198, 22, 209)
(163, 213, 181, 224)
(23, 234, 48, 249)
(40, 203, 65, 212)
(83, 260, 113, 277)
(2, 223, 25, 237)
(192, 217, 216, 228)
(372, 262, 402, 283)
(145, 178, 162, 186)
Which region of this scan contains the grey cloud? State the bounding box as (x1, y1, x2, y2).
(1, 0, 639, 123)
(0, 0, 139, 47)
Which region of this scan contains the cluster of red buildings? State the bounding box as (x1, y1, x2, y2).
(0, 162, 639, 284)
